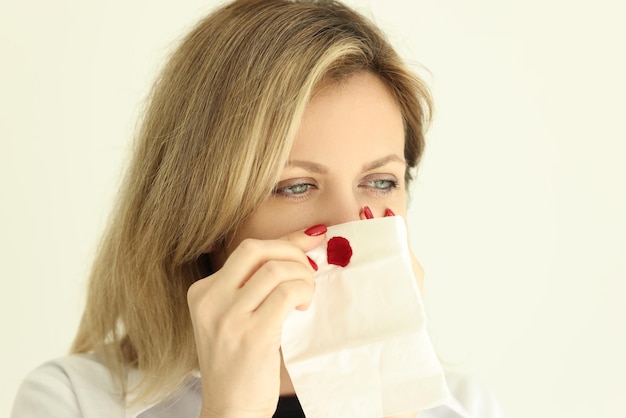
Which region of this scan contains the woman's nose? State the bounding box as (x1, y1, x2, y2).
(320, 189, 367, 226)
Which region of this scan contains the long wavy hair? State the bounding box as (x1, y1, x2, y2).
(71, 0, 432, 403)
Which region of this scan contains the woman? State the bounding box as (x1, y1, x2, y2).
(12, 1, 501, 417)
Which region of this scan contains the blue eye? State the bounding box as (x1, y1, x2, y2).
(281, 183, 313, 194)
(363, 179, 398, 191)
(272, 182, 317, 199)
(370, 179, 396, 190)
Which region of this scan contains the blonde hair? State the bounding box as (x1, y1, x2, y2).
(72, 0, 432, 402)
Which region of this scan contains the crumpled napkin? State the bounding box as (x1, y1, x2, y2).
(281, 216, 450, 417)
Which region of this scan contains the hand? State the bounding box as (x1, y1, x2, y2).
(187, 226, 326, 418)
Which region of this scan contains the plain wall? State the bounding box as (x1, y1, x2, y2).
(1, 1, 625, 417)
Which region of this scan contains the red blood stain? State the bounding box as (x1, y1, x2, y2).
(327, 236, 353, 267)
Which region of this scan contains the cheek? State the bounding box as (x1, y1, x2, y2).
(248, 198, 325, 238)
(385, 189, 408, 217)
(226, 204, 305, 251)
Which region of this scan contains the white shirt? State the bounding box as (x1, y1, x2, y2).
(11, 354, 503, 418)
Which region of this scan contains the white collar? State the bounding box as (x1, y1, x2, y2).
(124, 369, 202, 418)
(123, 370, 470, 418)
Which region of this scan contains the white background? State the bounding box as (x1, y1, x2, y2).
(1, 1, 625, 417)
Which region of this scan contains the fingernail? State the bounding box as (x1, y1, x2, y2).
(307, 256, 318, 271)
(385, 208, 395, 217)
(305, 224, 327, 236)
(363, 206, 374, 219)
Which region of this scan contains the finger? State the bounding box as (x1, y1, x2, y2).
(233, 260, 315, 312)
(219, 238, 316, 289)
(253, 278, 316, 324)
(361, 205, 374, 219)
(282, 224, 327, 252)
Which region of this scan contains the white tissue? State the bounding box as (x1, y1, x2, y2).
(281, 216, 450, 417)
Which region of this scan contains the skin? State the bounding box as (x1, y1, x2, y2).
(188, 72, 424, 418)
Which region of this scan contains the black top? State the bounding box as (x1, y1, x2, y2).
(272, 396, 305, 418)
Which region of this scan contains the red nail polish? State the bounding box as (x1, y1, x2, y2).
(307, 256, 318, 271)
(363, 206, 374, 219)
(385, 208, 395, 217)
(305, 224, 327, 236)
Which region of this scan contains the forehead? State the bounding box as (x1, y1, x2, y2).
(290, 72, 405, 160)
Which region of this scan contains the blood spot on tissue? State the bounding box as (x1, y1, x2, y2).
(327, 236, 353, 267)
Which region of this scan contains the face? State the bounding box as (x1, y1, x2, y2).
(225, 72, 408, 249)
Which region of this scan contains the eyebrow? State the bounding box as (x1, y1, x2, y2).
(361, 154, 406, 172)
(284, 160, 328, 174)
(285, 154, 406, 174)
